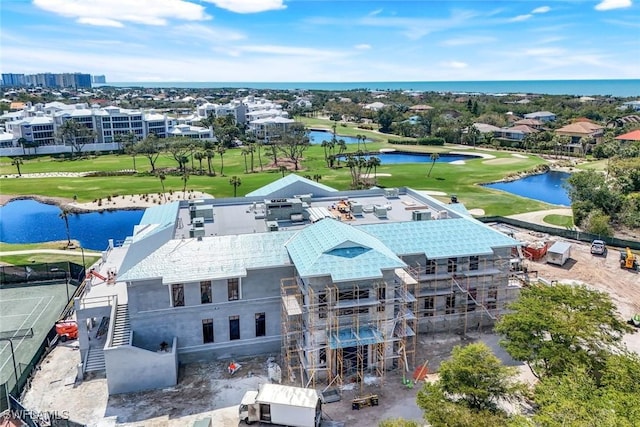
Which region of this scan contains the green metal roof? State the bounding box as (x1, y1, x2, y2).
(285, 218, 405, 282)
(245, 173, 338, 197)
(119, 230, 297, 284)
(139, 201, 180, 226)
(358, 218, 519, 259)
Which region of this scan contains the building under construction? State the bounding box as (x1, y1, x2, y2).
(74, 174, 522, 395)
(280, 215, 518, 389)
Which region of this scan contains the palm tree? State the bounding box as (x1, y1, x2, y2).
(360, 134, 368, 154)
(181, 170, 190, 198)
(205, 149, 215, 175)
(428, 153, 439, 177)
(229, 176, 242, 197)
(248, 142, 256, 172)
(17, 137, 27, 155)
(313, 174, 322, 183)
(11, 157, 23, 176)
(194, 152, 205, 174)
(367, 156, 381, 183)
(321, 140, 330, 167)
(158, 172, 167, 201)
(337, 139, 347, 165)
(217, 145, 226, 176)
(241, 147, 250, 173)
(59, 208, 72, 247)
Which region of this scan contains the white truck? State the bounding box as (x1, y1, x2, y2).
(239, 383, 322, 427)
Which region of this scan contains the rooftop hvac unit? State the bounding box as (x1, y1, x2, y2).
(412, 210, 431, 221)
(384, 188, 400, 199)
(374, 205, 388, 219)
(266, 221, 279, 232)
(189, 227, 205, 238)
(438, 210, 449, 219)
(192, 217, 205, 228)
(350, 202, 363, 216)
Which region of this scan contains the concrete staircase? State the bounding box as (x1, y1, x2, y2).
(111, 304, 131, 347)
(85, 346, 106, 373)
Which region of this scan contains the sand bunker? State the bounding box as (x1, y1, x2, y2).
(418, 190, 447, 196)
(450, 160, 466, 165)
(449, 151, 495, 159)
(468, 208, 485, 216)
(511, 153, 528, 158)
(379, 148, 396, 153)
(482, 158, 524, 165)
(360, 173, 392, 179)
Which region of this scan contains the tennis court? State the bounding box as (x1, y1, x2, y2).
(0, 280, 73, 387)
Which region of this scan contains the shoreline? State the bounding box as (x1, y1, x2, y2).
(0, 191, 216, 213)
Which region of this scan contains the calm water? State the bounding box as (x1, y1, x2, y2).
(107, 79, 639, 96)
(0, 200, 144, 250)
(483, 171, 571, 206)
(309, 130, 365, 145)
(339, 152, 474, 164)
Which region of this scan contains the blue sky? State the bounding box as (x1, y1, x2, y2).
(1, 0, 639, 82)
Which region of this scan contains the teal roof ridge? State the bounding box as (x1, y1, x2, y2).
(285, 218, 405, 281)
(245, 173, 338, 197)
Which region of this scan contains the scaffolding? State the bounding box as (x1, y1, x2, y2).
(280, 268, 419, 391)
(413, 252, 518, 335)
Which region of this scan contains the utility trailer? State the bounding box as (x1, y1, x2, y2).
(546, 241, 572, 266)
(239, 383, 322, 427)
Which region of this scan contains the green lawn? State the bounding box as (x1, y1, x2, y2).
(543, 214, 574, 228)
(0, 241, 101, 266)
(1, 143, 554, 217)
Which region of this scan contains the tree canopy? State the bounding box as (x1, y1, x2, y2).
(416, 342, 526, 427)
(495, 284, 632, 379)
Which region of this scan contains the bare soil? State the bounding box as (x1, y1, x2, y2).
(20, 229, 639, 426)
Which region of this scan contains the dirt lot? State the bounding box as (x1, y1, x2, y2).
(511, 227, 640, 332)
(22, 333, 532, 427)
(20, 230, 639, 427)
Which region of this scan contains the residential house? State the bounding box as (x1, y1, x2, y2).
(614, 129, 640, 143)
(524, 111, 556, 122)
(555, 121, 604, 154)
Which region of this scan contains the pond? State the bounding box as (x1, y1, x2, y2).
(0, 199, 144, 250)
(483, 171, 571, 206)
(339, 152, 475, 164)
(309, 130, 367, 145)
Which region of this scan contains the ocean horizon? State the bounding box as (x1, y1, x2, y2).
(104, 79, 640, 97)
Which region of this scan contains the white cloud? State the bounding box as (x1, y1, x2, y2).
(77, 17, 123, 27)
(441, 36, 496, 46)
(355, 44, 372, 50)
(532, 6, 551, 14)
(441, 61, 468, 69)
(238, 44, 344, 58)
(32, 0, 210, 27)
(173, 24, 246, 42)
(509, 14, 532, 22)
(359, 10, 479, 40)
(202, 0, 286, 14)
(524, 47, 565, 56)
(595, 0, 632, 11)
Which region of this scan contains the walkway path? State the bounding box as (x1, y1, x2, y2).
(506, 208, 574, 229)
(0, 249, 102, 257)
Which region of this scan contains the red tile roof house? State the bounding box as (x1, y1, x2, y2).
(555, 121, 604, 155)
(614, 129, 640, 143)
